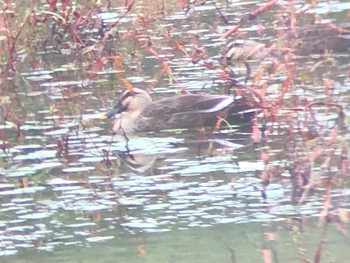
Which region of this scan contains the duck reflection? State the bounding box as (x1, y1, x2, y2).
(117, 151, 159, 175)
(112, 129, 253, 176)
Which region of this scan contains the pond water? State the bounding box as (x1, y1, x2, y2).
(1, 0, 350, 262)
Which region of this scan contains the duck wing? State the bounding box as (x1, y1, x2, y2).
(145, 95, 234, 115)
(136, 95, 235, 132)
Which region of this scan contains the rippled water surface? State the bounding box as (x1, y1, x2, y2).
(1, 0, 350, 262)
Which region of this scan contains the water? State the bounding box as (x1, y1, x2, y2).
(1, 0, 350, 261)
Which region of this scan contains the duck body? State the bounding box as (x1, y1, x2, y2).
(291, 23, 350, 55)
(105, 88, 250, 136)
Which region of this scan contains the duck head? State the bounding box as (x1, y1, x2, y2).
(105, 88, 153, 119)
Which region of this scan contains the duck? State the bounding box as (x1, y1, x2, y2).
(291, 23, 350, 55)
(224, 39, 274, 62)
(104, 88, 253, 136)
(224, 23, 350, 62)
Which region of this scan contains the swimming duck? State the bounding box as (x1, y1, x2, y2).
(224, 23, 350, 62)
(104, 88, 252, 136)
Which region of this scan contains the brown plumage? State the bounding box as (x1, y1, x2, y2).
(104, 88, 252, 136)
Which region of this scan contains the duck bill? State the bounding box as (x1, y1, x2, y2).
(104, 102, 126, 118)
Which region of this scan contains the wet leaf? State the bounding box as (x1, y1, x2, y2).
(137, 245, 146, 255)
(175, 41, 187, 55)
(328, 126, 338, 145)
(19, 178, 29, 188)
(338, 208, 349, 224)
(122, 79, 134, 92)
(90, 58, 104, 78)
(262, 248, 272, 263)
(312, 146, 324, 161)
(260, 151, 269, 164)
(114, 54, 124, 69)
(251, 120, 261, 143)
